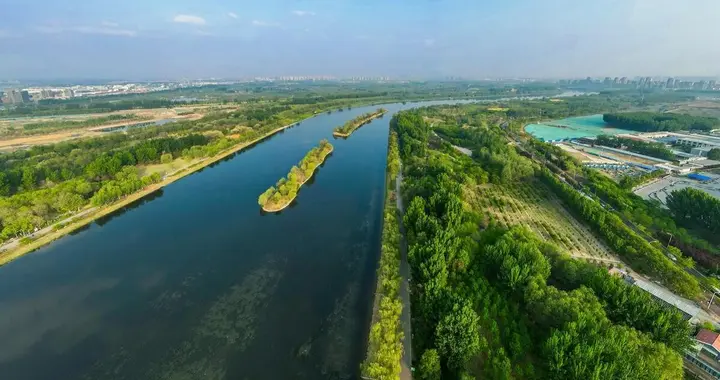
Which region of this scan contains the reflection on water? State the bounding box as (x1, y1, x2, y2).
(95, 189, 165, 227)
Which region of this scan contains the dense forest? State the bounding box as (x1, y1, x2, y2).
(594, 134, 675, 160)
(604, 112, 718, 132)
(257, 139, 333, 211)
(667, 187, 720, 236)
(390, 106, 689, 379)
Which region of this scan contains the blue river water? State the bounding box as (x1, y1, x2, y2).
(0, 100, 469, 380)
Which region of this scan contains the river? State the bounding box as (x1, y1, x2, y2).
(0, 100, 469, 380)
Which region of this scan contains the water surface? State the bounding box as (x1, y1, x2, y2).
(0, 100, 465, 380)
(525, 114, 636, 141)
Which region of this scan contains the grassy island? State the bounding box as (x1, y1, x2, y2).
(258, 139, 334, 212)
(332, 108, 387, 137)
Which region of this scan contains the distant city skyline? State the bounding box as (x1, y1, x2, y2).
(1, 0, 719, 80)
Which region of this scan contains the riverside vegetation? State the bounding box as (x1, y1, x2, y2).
(332, 108, 387, 137)
(391, 106, 691, 379)
(258, 139, 334, 212)
(361, 131, 403, 379)
(0, 89, 420, 261)
(603, 111, 718, 132)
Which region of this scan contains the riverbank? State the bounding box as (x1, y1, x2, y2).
(259, 142, 334, 213)
(361, 131, 404, 379)
(332, 109, 386, 138)
(0, 117, 314, 267)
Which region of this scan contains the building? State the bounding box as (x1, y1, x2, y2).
(20, 90, 30, 102)
(667, 77, 675, 89)
(627, 275, 707, 322)
(4, 89, 24, 104)
(686, 329, 720, 380)
(677, 137, 720, 150)
(692, 147, 714, 157)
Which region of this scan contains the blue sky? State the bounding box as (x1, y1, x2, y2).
(1, 0, 718, 80)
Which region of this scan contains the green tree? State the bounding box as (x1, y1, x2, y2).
(21, 166, 38, 191)
(160, 153, 173, 164)
(708, 148, 720, 160)
(0, 172, 10, 196)
(435, 301, 480, 370)
(417, 349, 441, 380)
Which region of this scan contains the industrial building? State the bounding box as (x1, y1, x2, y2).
(676, 136, 720, 150)
(687, 329, 720, 380)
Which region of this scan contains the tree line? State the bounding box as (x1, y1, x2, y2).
(527, 138, 720, 274)
(362, 131, 403, 379)
(391, 108, 686, 379)
(604, 112, 718, 132)
(539, 168, 701, 298)
(594, 134, 676, 160)
(667, 187, 720, 236)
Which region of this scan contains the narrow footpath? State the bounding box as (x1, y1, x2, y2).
(395, 162, 413, 380)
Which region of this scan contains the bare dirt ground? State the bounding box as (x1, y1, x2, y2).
(667, 100, 720, 118)
(0, 106, 213, 151)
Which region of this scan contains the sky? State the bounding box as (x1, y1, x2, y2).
(0, 0, 719, 80)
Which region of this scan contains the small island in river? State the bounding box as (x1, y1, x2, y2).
(332, 108, 387, 137)
(258, 139, 334, 212)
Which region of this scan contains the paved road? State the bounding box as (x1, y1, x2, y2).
(0, 207, 97, 253)
(395, 163, 413, 380)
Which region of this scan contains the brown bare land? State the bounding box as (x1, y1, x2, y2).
(0, 106, 217, 151)
(667, 100, 720, 118)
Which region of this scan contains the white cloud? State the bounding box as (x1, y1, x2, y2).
(101, 21, 119, 28)
(173, 14, 206, 25)
(424, 38, 436, 47)
(228, 12, 238, 19)
(292, 10, 316, 17)
(35, 25, 136, 37)
(251, 20, 280, 27)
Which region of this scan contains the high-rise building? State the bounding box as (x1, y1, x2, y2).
(20, 90, 31, 102)
(62, 88, 75, 98)
(5, 89, 24, 104)
(620, 77, 628, 84)
(603, 77, 612, 85)
(666, 78, 675, 89)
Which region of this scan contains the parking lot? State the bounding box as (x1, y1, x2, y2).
(635, 173, 720, 205)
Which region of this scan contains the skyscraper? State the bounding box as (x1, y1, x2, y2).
(666, 78, 675, 89)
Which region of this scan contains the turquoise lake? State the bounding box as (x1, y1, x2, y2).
(525, 114, 636, 141)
